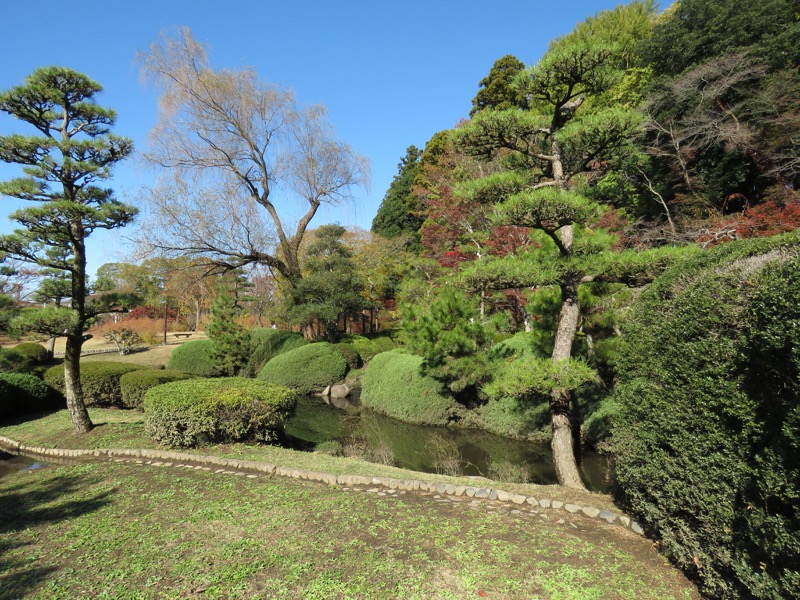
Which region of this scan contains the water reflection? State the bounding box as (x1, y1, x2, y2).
(284, 395, 611, 492)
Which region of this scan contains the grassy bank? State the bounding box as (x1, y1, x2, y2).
(0, 458, 699, 599)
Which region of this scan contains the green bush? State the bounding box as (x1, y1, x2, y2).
(360, 350, 466, 426)
(345, 333, 397, 363)
(119, 369, 196, 410)
(244, 329, 307, 377)
(609, 234, 800, 599)
(0, 372, 55, 419)
(12, 342, 49, 364)
(257, 342, 348, 395)
(143, 378, 298, 447)
(334, 342, 361, 369)
(44, 362, 148, 407)
(0, 347, 31, 373)
(167, 340, 216, 377)
(474, 395, 551, 442)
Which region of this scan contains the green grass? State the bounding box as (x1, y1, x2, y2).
(0, 461, 699, 599)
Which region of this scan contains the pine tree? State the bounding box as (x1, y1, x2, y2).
(206, 286, 250, 377)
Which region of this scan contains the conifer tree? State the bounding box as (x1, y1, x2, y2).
(207, 286, 250, 377)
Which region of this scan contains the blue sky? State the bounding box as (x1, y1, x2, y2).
(0, 0, 667, 279)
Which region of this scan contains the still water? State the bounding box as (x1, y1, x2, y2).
(284, 394, 611, 493)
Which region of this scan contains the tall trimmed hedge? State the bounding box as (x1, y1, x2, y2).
(167, 339, 216, 377)
(609, 234, 800, 599)
(119, 369, 196, 410)
(245, 329, 307, 377)
(44, 362, 148, 407)
(360, 350, 466, 426)
(0, 372, 54, 419)
(143, 378, 298, 447)
(257, 342, 347, 395)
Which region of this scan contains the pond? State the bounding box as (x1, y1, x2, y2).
(284, 394, 611, 493)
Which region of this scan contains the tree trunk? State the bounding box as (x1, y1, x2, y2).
(549, 276, 586, 491)
(63, 332, 93, 434)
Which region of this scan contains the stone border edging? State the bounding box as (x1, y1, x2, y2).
(0, 435, 644, 535)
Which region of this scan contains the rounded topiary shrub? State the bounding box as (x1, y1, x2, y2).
(44, 362, 148, 407)
(143, 378, 298, 447)
(0, 372, 54, 419)
(167, 339, 216, 377)
(609, 234, 800, 600)
(12, 342, 50, 364)
(334, 342, 361, 369)
(0, 347, 31, 373)
(119, 369, 196, 410)
(360, 350, 466, 426)
(245, 329, 307, 377)
(257, 342, 348, 395)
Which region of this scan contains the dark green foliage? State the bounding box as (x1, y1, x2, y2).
(12, 342, 49, 364)
(344, 334, 396, 364)
(119, 369, 196, 410)
(474, 395, 551, 442)
(371, 146, 424, 249)
(143, 378, 298, 447)
(257, 342, 348, 394)
(206, 287, 251, 376)
(610, 233, 800, 599)
(470, 55, 528, 116)
(0, 347, 31, 373)
(43, 362, 147, 407)
(244, 328, 307, 377)
(0, 372, 54, 419)
(334, 342, 361, 369)
(289, 224, 374, 342)
(360, 350, 467, 426)
(167, 340, 216, 377)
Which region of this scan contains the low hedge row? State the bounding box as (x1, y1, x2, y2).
(0, 372, 55, 420)
(44, 362, 148, 407)
(257, 342, 348, 394)
(360, 350, 466, 426)
(119, 369, 196, 410)
(143, 378, 298, 447)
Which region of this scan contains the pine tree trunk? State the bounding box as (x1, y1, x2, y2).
(549, 273, 587, 490)
(63, 333, 93, 434)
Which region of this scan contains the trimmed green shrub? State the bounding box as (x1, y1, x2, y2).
(0, 372, 54, 419)
(244, 329, 307, 377)
(474, 396, 551, 442)
(334, 342, 361, 369)
(0, 347, 31, 373)
(44, 362, 148, 407)
(360, 350, 466, 426)
(609, 234, 800, 599)
(257, 342, 348, 395)
(119, 369, 196, 410)
(143, 378, 298, 447)
(12, 342, 49, 364)
(167, 339, 216, 377)
(346, 333, 397, 363)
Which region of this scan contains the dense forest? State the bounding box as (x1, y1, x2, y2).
(1, 1, 798, 598)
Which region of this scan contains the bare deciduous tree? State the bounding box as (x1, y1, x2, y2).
(137, 27, 369, 286)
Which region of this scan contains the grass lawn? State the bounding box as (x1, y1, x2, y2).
(0, 459, 699, 599)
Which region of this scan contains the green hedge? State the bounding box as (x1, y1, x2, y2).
(244, 329, 307, 377)
(12, 342, 50, 364)
(474, 395, 551, 442)
(334, 342, 361, 369)
(0, 347, 31, 373)
(119, 369, 196, 410)
(345, 333, 397, 363)
(257, 342, 348, 395)
(44, 362, 148, 407)
(167, 340, 216, 377)
(0, 372, 54, 419)
(360, 350, 466, 426)
(609, 234, 800, 599)
(143, 378, 298, 447)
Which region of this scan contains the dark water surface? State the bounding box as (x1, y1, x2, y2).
(284, 394, 611, 493)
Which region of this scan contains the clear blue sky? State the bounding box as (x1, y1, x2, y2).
(0, 0, 668, 279)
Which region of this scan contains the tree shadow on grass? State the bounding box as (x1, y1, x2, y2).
(0, 465, 114, 598)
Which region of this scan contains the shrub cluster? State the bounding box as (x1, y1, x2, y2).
(143, 378, 298, 447)
(345, 334, 396, 363)
(12, 342, 50, 364)
(119, 369, 195, 410)
(333, 342, 361, 369)
(609, 234, 800, 599)
(257, 342, 348, 395)
(244, 329, 307, 377)
(0, 372, 54, 419)
(0, 347, 31, 373)
(167, 340, 216, 377)
(44, 362, 148, 407)
(360, 350, 466, 426)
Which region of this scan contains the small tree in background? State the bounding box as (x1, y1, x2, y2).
(206, 286, 250, 376)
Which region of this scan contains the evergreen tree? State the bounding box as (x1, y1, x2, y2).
(470, 54, 528, 116)
(371, 146, 424, 249)
(0, 67, 136, 433)
(207, 286, 250, 377)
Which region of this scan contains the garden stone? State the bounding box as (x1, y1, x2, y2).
(564, 503, 581, 513)
(330, 384, 351, 398)
(598, 510, 617, 524)
(539, 498, 552, 509)
(581, 506, 601, 518)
